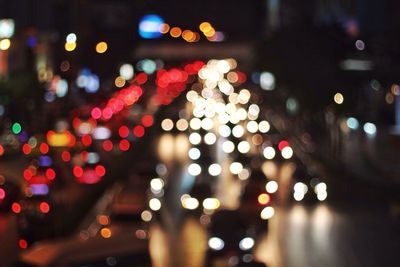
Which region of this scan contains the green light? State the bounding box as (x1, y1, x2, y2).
(12, 122, 22, 134)
(142, 59, 157, 75)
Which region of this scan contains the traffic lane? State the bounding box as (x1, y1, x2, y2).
(19, 226, 150, 267)
(255, 203, 400, 267)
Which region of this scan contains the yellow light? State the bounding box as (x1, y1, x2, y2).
(203, 198, 220, 210)
(100, 228, 112, 238)
(159, 23, 170, 34)
(96, 41, 108, 54)
(114, 76, 126, 88)
(0, 39, 11, 50)
(182, 30, 194, 42)
(203, 27, 216, 37)
(190, 32, 200, 42)
(334, 92, 344, 104)
(181, 197, 199, 210)
(64, 42, 76, 52)
(199, 22, 211, 32)
(170, 27, 182, 38)
(47, 132, 75, 147)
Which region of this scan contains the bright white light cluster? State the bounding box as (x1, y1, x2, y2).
(184, 59, 281, 192)
(314, 182, 328, 201)
(293, 182, 308, 201)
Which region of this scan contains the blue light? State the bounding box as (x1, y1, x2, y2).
(346, 117, 359, 130)
(39, 155, 53, 167)
(27, 36, 38, 48)
(363, 122, 377, 136)
(18, 131, 29, 142)
(138, 14, 164, 39)
(85, 74, 100, 93)
(30, 184, 49, 196)
(76, 69, 100, 93)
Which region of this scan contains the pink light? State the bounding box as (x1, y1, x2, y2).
(91, 107, 102, 119)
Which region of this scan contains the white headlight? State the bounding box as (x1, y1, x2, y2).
(260, 206, 275, 220)
(266, 181, 278, 194)
(239, 237, 255, 250)
(208, 237, 225, 250)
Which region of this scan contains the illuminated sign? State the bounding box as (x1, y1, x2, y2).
(139, 15, 164, 39)
(47, 130, 76, 147)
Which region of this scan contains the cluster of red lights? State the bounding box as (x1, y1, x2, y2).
(91, 85, 143, 121)
(22, 142, 50, 155)
(73, 165, 106, 184)
(23, 167, 56, 184)
(184, 61, 205, 75)
(12, 61, 206, 224)
(151, 62, 204, 106)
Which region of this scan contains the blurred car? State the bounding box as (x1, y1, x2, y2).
(70, 149, 106, 184)
(206, 209, 264, 266)
(22, 155, 58, 197)
(180, 181, 213, 214)
(291, 163, 328, 203)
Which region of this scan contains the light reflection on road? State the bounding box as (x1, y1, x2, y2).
(153, 119, 344, 267)
(149, 224, 171, 267)
(178, 217, 207, 267)
(149, 218, 207, 267)
(149, 204, 342, 267)
(254, 204, 342, 267)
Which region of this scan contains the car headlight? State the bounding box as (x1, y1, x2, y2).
(208, 237, 224, 251)
(239, 237, 255, 250)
